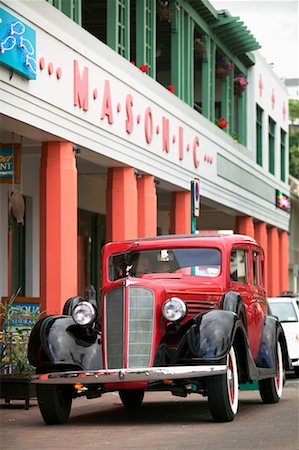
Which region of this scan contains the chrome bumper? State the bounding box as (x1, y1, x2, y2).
(31, 365, 227, 385)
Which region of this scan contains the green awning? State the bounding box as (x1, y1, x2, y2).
(211, 11, 261, 64)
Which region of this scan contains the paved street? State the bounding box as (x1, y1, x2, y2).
(1, 375, 298, 450)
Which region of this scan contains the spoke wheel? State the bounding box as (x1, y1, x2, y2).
(37, 385, 73, 425)
(259, 341, 283, 403)
(207, 345, 239, 422)
(119, 389, 144, 408)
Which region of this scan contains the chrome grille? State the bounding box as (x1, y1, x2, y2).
(185, 300, 218, 314)
(105, 287, 124, 369)
(128, 287, 154, 368)
(105, 285, 154, 369)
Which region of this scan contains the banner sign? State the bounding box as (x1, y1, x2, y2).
(0, 144, 20, 184)
(276, 190, 291, 213)
(0, 7, 36, 79)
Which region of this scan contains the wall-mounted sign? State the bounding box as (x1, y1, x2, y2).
(0, 144, 20, 184)
(192, 178, 200, 218)
(276, 190, 291, 213)
(0, 7, 36, 79)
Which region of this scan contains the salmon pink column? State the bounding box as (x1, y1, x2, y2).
(254, 222, 268, 294)
(106, 167, 138, 242)
(267, 227, 280, 297)
(170, 191, 191, 234)
(279, 230, 289, 293)
(235, 216, 255, 238)
(40, 142, 78, 315)
(137, 175, 157, 237)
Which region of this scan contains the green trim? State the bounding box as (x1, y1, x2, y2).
(256, 105, 263, 166)
(268, 117, 276, 175)
(280, 129, 286, 182)
(201, 35, 215, 120)
(237, 90, 247, 144)
(46, 0, 81, 25)
(177, 0, 251, 72)
(107, 0, 130, 59)
(136, 0, 156, 78)
(217, 154, 274, 204)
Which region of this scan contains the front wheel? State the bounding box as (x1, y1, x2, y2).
(259, 341, 283, 403)
(36, 385, 73, 425)
(119, 389, 144, 408)
(207, 345, 239, 422)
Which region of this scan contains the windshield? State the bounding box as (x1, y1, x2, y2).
(269, 302, 298, 322)
(109, 248, 221, 281)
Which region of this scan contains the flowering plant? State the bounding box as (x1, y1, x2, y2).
(216, 57, 233, 78)
(157, 1, 180, 22)
(216, 116, 228, 129)
(139, 64, 148, 73)
(234, 75, 248, 95)
(194, 38, 206, 57)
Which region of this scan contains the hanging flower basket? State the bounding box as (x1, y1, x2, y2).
(234, 75, 248, 95)
(216, 57, 233, 78)
(194, 38, 206, 58)
(157, 1, 173, 22)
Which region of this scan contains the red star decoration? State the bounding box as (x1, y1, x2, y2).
(271, 89, 275, 109)
(259, 74, 263, 96)
(282, 102, 286, 121)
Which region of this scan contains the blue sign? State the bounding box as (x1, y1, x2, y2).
(5, 303, 40, 331)
(0, 7, 36, 79)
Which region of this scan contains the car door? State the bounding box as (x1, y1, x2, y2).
(229, 246, 265, 360)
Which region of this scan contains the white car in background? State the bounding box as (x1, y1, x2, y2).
(268, 296, 299, 377)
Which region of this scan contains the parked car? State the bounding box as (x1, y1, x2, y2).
(28, 234, 290, 424)
(268, 296, 299, 377)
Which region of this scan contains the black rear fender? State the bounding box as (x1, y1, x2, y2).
(256, 315, 291, 371)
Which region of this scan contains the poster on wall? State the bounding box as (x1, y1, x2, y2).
(0, 143, 20, 184)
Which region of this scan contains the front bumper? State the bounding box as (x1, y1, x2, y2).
(31, 364, 227, 385)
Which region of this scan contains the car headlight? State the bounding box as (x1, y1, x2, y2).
(162, 297, 187, 322)
(72, 301, 96, 326)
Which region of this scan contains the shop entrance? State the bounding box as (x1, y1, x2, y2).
(78, 209, 106, 300)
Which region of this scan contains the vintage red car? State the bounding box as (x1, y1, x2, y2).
(28, 233, 290, 424)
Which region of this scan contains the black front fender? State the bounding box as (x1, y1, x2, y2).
(28, 316, 103, 371)
(154, 310, 244, 366)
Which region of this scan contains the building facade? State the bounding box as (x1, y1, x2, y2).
(0, 0, 290, 313)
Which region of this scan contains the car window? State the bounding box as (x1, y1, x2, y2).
(269, 302, 298, 322)
(109, 248, 221, 281)
(252, 251, 260, 285)
(230, 249, 248, 284)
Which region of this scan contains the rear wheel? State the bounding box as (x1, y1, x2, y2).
(119, 389, 144, 408)
(294, 367, 299, 378)
(207, 345, 239, 422)
(36, 385, 73, 424)
(259, 341, 283, 403)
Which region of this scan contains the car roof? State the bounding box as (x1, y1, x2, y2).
(268, 297, 293, 301)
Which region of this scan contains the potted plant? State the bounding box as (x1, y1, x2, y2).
(234, 75, 248, 95)
(194, 38, 206, 58)
(216, 116, 228, 129)
(216, 57, 233, 78)
(157, 1, 180, 22)
(0, 290, 40, 409)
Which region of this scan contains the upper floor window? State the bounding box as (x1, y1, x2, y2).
(268, 117, 276, 175)
(230, 249, 248, 284)
(252, 251, 260, 285)
(256, 105, 263, 167)
(280, 129, 286, 182)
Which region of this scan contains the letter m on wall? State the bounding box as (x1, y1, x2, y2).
(74, 60, 89, 111)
